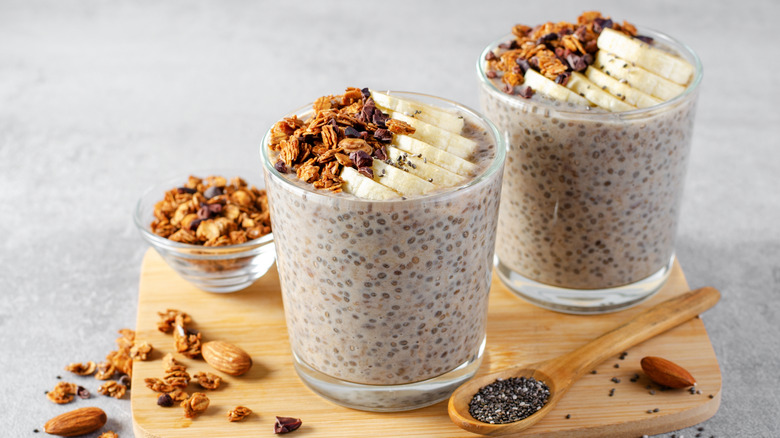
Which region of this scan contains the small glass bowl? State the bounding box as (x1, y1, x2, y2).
(134, 170, 275, 293)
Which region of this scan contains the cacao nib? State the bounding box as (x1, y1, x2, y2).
(372, 110, 388, 128)
(349, 150, 373, 169)
(583, 53, 594, 65)
(360, 87, 370, 98)
(274, 160, 288, 173)
(555, 72, 571, 86)
(574, 26, 587, 41)
(485, 51, 497, 61)
(502, 83, 514, 95)
(516, 58, 531, 74)
(203, 185, 223, 199)
(373, 128, 392, 143)
(274, 416, 302, 434)
(76, 386, 90, 399)
(593, 17, 613, 34)
(358, 166, 373, 179)
(528, 56, 540, 69)
(537, 32, 558, 45)
(517, 85, 535, 99)
(486, 70, 498, 79)
(207, 203, 222, 214)
(345, 126, 361, 138)
(157, 393, 174, 407)
(498, 40, 518, 50)
(567, 54, 588, 72)
(197, 206, 211, 220)
(635, 35, 654, 44)
(176, 187, 197, 194)
(189, 218, 202, 231)
(512, 65, 522, 74)
(373, 145, 388, 161)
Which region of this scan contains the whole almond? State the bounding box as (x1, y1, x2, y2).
(640, 356, 696, 388)
(44, 407, 107, 437)
(202, 341, 252, 376)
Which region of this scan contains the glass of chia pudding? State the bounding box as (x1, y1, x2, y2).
(260, 88, 505, 411)
(478, 12, 702, 314)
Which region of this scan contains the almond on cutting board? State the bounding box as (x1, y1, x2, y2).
(44, 407, 107, 437)
(640, 356, 696, 388)
(202, 340, 253, 376)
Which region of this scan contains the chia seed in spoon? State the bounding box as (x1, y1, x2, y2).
(468, 377, 550, 424)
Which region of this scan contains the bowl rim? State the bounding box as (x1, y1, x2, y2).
(134, 169, 274, 253)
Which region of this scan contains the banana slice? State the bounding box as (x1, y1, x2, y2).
(370, 90, 465, 134)
(340, 167, 399, 200)
(392, 135, 478, 176)
(386, 146, 467, 188)
(595, 51, 686, 101)
(584, 66, 662, 108)
(566, 72, 637, 112)
(386, 111, 478, 160)
(523, 69, 592, 107)
(597, 28, 693, 85)
(371, 159, 436, 196)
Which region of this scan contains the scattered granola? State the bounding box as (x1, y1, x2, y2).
(46, 382, 77, 404)
(173, 314, 202, 358)
(150, 175, 271, 246)
(98, 381, 127, 399)
(181, 392, 210, 418)
(193, 371, 222, 390)
(266, 87, 415, 192)
(106, 349, 133, 378)
(130, 341, 154, 361)
(94, 361, 117, 380)
(163, 369, 191, 388)
(167, 388, 189, 402)
(144, 378, 174, 393)
(227, 406, 252, 422)
(98, 431, 119, 438)
(65, 361, 96, 376)
(485, 12, 638, 91)
(157, 309, 191, 334)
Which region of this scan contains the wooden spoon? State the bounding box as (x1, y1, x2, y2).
(448, 286, 720, 436)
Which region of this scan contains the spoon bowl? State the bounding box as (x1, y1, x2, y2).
(448, 287, 720, 436)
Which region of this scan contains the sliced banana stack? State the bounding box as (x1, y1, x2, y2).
(520, 28, 693, 112)
(340, 91, 481, 201)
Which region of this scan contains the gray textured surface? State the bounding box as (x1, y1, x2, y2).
(1, 1, 778, 437)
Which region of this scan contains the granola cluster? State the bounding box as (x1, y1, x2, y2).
(150, 175, 271, 246)
(267, 87, 415, 192)
(53, 328, 150, 405)
(485, 11, 638, 95)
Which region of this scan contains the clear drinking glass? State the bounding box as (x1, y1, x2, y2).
(478, 28, 702, 314)
(261, 92, 505, 411)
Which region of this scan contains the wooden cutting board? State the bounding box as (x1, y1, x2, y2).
(131, 249, 720, 437)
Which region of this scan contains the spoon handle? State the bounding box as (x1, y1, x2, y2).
(544, 287, 720, 384)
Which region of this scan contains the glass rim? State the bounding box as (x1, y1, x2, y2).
(133, 169, 274, 253)
(260, 90, 506, 204)
(476, 26, 703, 119)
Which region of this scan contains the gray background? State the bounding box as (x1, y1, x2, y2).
(1, 0, 778, 436)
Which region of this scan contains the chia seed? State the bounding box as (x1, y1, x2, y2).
(468, 377, 550, 424)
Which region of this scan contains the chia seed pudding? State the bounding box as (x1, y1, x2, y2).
(478, 14, 702, 312)
(261, 90, 505, 410)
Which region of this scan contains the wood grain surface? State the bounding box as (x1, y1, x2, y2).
(132, 249, 720, 437)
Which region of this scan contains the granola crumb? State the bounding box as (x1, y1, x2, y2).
(181, 392, 210, 418)
(193, 371, 223, 390)
(227, 406, 252, 422)
(64, 361, 96, 376)
(98, 381, 127, 399)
